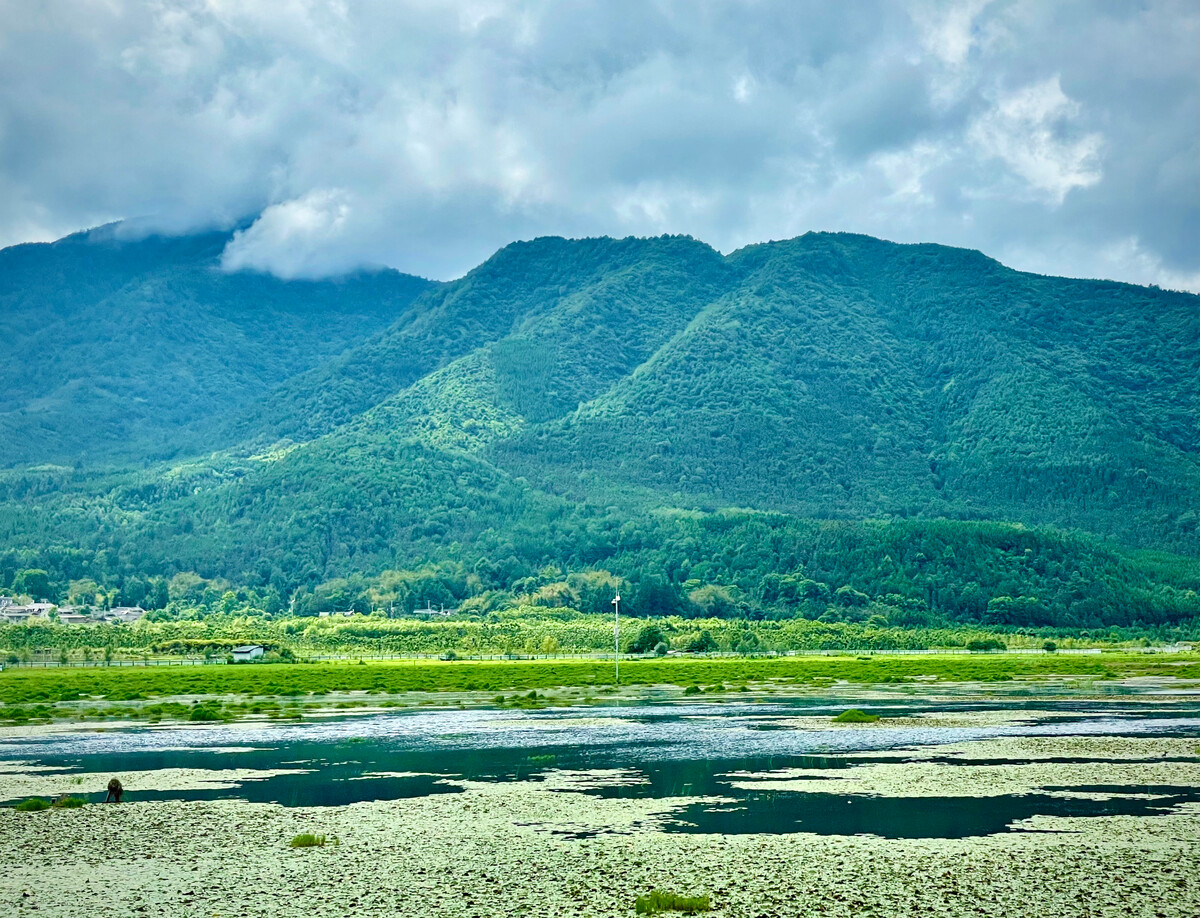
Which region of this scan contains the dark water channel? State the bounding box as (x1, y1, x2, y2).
(2, 696, 1196, 839)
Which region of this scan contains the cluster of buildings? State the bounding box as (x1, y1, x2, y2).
(0, 597, 147, 626)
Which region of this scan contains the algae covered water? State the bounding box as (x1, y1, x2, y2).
(2, 694, 1196, 839)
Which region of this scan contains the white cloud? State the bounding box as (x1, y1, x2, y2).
(999, 234, 1200, 292)
(968, 76, 1103, 204)
(221, 189, 357, 279)
(0, 1, 1194, 288)
(871, 143, 946, 202)
(911, 0, 993, 67)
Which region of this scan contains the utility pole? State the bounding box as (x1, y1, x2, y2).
(612, 591, 621, 684)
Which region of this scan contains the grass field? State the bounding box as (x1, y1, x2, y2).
(1, 652, 1193, 712)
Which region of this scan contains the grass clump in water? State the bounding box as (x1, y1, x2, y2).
(289, 833, 330, 848)
(188, 702, 224, 722)
(832, 708, 880, 723)
(51, 796, 86, 808)
(14, 798, 51, 812)
(635, 889, 711, 914)
(682, 685, 702, 696)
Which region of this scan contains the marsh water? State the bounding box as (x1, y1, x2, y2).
(3, 693, 1197, 839)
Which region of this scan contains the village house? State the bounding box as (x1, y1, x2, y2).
(231, 644, 265, 662)
(57, 613, 94, 625)
(104, 606, 146, 624)
(0, 607, 35, 624)
(0, 602, 57, 621)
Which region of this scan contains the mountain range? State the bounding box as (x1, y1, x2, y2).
(0, 225, 1195, 628)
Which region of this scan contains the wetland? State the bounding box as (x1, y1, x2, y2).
(1, 660, 1196, 916)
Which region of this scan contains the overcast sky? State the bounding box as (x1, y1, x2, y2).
(0, 1, 1196, 289)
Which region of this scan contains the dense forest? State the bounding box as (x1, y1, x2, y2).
(0, 226, 431, 466)
(0, 226, 1195, 637)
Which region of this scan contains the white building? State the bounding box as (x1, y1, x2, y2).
(231, 644, 265, 663)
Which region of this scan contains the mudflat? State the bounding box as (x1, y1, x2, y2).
(2, 721, 1197, 917)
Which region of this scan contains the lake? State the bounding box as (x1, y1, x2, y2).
(3, 692, 1196, 839)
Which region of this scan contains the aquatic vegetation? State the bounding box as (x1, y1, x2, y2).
(188, 702, 225, 722)
(51, 796, 86, 809)
(635, 889, 711, 914)
(289, 833, 328, 848)
(14, 798, 51, 812)
(833, 709, 880, 723)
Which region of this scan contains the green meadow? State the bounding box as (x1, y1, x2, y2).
(1, 652, 1192, 717)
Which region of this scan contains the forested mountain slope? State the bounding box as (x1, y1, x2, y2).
(0, 226, 432, 466)
(0, 228, 1195, 628)
(493, 234, 1198, 549)
(217, 235, 733, 449)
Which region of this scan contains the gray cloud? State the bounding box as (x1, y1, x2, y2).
(0, 0, 1195, 289)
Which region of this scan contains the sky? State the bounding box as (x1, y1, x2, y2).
(0, 1, 1196, 289)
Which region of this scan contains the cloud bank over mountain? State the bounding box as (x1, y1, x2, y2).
(0, 0, 1196, 288)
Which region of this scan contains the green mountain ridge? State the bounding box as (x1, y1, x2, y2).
(0, 226, 433, 466)
(0, 226, 1195, 630)
(490, 233, 1197, 550)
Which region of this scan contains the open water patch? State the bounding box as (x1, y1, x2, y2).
(656, 785, 1200, 838)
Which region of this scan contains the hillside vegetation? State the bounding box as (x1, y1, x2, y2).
(0, 226, 431, 465)
(0, 227, 1195, 635)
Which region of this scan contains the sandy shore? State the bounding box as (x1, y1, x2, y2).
(1, 732, 1197, 917)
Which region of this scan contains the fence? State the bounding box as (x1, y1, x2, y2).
(2, 646, 1182, 670)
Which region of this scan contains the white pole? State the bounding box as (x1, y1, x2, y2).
(612, 592, 621, 684)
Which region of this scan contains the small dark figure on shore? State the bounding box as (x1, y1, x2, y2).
(105, 778, 123, 803)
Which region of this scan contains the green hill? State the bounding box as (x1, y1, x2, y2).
(0, 225, 432, 466)
(493, 234, 1198, 549)
(0, 228, 1195, 631)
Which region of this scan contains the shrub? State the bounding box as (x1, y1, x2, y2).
(1043, 641, 1058, 652)
(289, 833, 327, 848)
(653, 642, 669, 657)
(966, 639, 1007, 653)
(627, 625, 667, 655)
(14, 798, 51, 811)
(683, 630, 719, 654)
(683, 684, 702, 695)
(52, 796, 86, 808)
(833, 709, 879, 723)
(635, 890, 711, 914)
